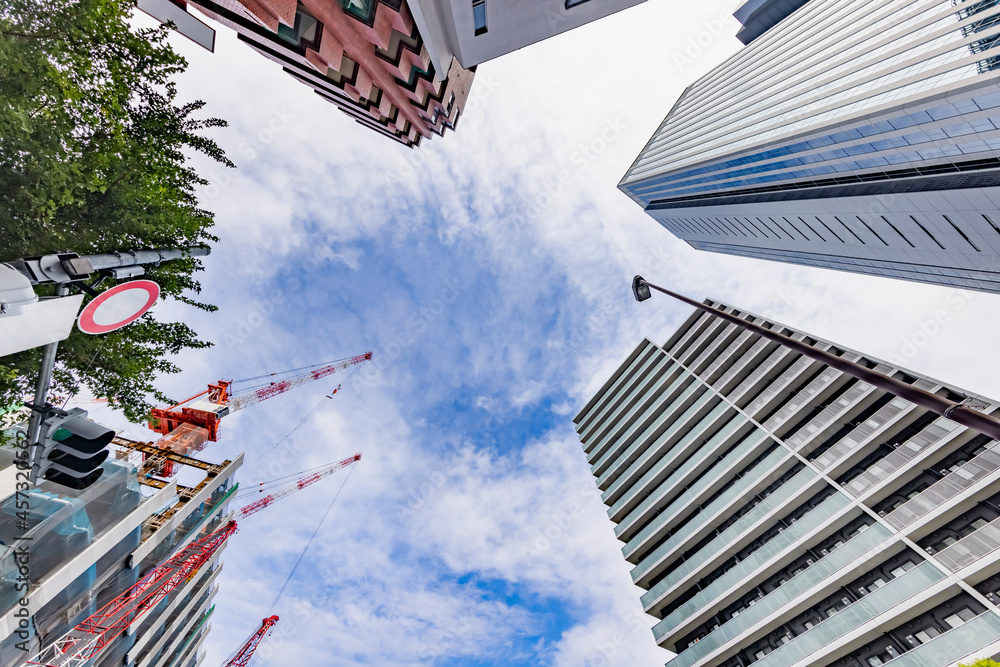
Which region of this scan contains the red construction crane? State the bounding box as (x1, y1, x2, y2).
(222, 615, 279, 667)
(27, 522, 238, 667)
(149, 352, 372, 442)
(26, 455, 360, 667)
(235, 454, 361, 520)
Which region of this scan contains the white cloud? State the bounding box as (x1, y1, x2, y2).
(112, 3, 1000, 667)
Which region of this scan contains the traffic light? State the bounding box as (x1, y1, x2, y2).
(32, 408, 115, 490)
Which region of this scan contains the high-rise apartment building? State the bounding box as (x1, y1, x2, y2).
(147, 0, 646, 146)
(576, 300, 1000, 667)
(0, 430, 242, 667)
(620, 0, 1000, 294)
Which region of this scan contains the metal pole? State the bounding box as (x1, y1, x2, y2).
(18, 246, 210, 462)
(26, 284, 69, 466)
(633, 276, 1000, 442)
(83, 246, 210, 271)
(4, 245, 211, 285)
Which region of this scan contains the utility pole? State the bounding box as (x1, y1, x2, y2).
(8, 246, 210, 468)
(631, 275, 1000, 442)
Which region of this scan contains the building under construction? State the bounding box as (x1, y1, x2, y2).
(0, 353, 370, 667)
(0, 431, 241, 667)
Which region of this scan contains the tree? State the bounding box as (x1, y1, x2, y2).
(959, 659, 1000, 667)
(0, 0, 233, 421)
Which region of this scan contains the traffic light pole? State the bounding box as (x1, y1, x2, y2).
(19, 246, 210, 474)
(6, 246, 210, 286)
(25, 285, 69, 456)
(631, 276, 1000, 442)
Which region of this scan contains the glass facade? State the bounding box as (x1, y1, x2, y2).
(622, 0, 1000, 193)
(619, 0, 1000, 294)
(575, 300, 1000, 666)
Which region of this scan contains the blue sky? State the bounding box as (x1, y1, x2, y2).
(114, 3, 1000, 665)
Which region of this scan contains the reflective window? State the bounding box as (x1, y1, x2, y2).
(472, 0, 487, 35)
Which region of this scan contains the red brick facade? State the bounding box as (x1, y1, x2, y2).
(189, 0, 475, 146)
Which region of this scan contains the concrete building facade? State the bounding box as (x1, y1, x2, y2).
(405, 0, 647, 73)
(576, 300, 1000, 667)
(0, 432, 242, 667)
(620, 0, 1000, 294)
(184, 0, 476, 147)
(157, 0, 646, 146)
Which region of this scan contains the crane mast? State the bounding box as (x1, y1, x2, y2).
(222, 616, 279, 667)
(27, 522, 238, 667)
(26, 454, 360, 666)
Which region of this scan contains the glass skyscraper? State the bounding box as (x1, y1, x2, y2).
(620, 0, 1000, 294)
(576, 300, 1000, 667)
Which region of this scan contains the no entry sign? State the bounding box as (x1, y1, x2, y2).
(78, 280, 160, 335)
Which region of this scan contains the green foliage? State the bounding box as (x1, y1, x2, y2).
(0, 0, 233, 421)
(958, 659, 1000, 667)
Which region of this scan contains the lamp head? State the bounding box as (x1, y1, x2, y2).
(632, 275, 651, 302)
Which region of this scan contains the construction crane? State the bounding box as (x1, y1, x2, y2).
(27, 522, 238, 667)
(25, 456, 360, 667)
(221, 615, 279, 667)
(235, 454, 361, 520)
(149, 352, 372, 442)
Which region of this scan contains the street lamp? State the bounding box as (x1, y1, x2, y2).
(631, 275, 1000, 442)
(631, 275, 651, 302)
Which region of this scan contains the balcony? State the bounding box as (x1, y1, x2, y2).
(842, 418, 961, 499)
(885, 441, 1000, 532)
(651, 492, 850, 629)
(662, 522, 894, 665)
(619, 413, 750, 548)
(589, 369, 694, 471)
(621, 426, 766, 549)
(881, 611, 1000, 666)
(608, 401, 733, 523)
(599, 388, 712, 499)
(633, 457, 809, 588)
(749, 561, 946, 667)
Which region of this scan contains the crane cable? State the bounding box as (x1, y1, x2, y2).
(253, 363, 363, 463)
(234, 460, 356, 500)
(232, 355, 359, 391)
(268, 462, 356, 613)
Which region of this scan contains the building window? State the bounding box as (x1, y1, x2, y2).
(472, 0, 487, 35)
(943, 607, 977, 629)
(277, 6, 322, 50)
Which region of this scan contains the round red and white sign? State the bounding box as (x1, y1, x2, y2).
(78, 280, 160, 335)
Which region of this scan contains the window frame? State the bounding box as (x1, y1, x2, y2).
(472, 0, 487, 35)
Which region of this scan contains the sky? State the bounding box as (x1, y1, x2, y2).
(111, 2, 1000, 666)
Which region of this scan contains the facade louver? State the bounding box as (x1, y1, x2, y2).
(576, 300, 1000, 667)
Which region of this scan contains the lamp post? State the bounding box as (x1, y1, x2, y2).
(631, 275, 1000, 441)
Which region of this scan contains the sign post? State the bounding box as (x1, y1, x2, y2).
(1, 245, 210, 476)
